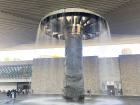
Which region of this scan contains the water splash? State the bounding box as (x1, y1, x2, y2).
(34, 8, 113, 97)
(35, 8, 111, 48)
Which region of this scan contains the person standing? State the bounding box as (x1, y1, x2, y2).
(11, 89, 16, 103)
(7, 90, 11, 97)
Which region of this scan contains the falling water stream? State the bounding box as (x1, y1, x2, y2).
(34, 8, 118, 101)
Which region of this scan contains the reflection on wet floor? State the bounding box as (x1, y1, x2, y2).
(19, 97, 123, 105)
(1, 94, 140, 105)
(18, 97, 124, 105)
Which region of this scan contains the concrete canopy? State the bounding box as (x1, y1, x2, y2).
(0, 0, 140, 50)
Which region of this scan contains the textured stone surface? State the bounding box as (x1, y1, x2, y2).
(99, 58, 121, 90)
(83, 56, 100, 95)
(31, 57, 100, 95)
(64, 36, 84, 99)
(31, 58, 65, 94)
(119, 55, 140, 96)
(31, 54, 140, 96)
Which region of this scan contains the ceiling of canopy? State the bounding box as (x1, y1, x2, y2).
(0, 0, 140, 50)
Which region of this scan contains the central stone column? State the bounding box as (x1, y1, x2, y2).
(64, 31, 84, 101)
(36, 8, 110, 101)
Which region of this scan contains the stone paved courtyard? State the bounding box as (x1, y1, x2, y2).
(0, 94, 140, 105)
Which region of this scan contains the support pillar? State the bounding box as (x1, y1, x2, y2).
(63, 34, 84, 101)
(37, 8, 110, 101)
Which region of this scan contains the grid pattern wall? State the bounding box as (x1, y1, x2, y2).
(0, 64, 32, 79)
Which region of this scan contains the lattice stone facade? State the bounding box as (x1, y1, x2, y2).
(0, 64, 32, 79)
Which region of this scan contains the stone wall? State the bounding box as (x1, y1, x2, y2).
(31, 58, 64, 94)
(83, 56, 100, 95)
(119, 55, 140, 96)
(99, 57, 121, 91)
(32, 55, 140, 96)
(31, 57, 100, 95)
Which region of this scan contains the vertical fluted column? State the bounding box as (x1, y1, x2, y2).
(63, 30, 84, 101)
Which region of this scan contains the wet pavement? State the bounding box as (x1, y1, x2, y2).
(0, 94, 140, 105)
